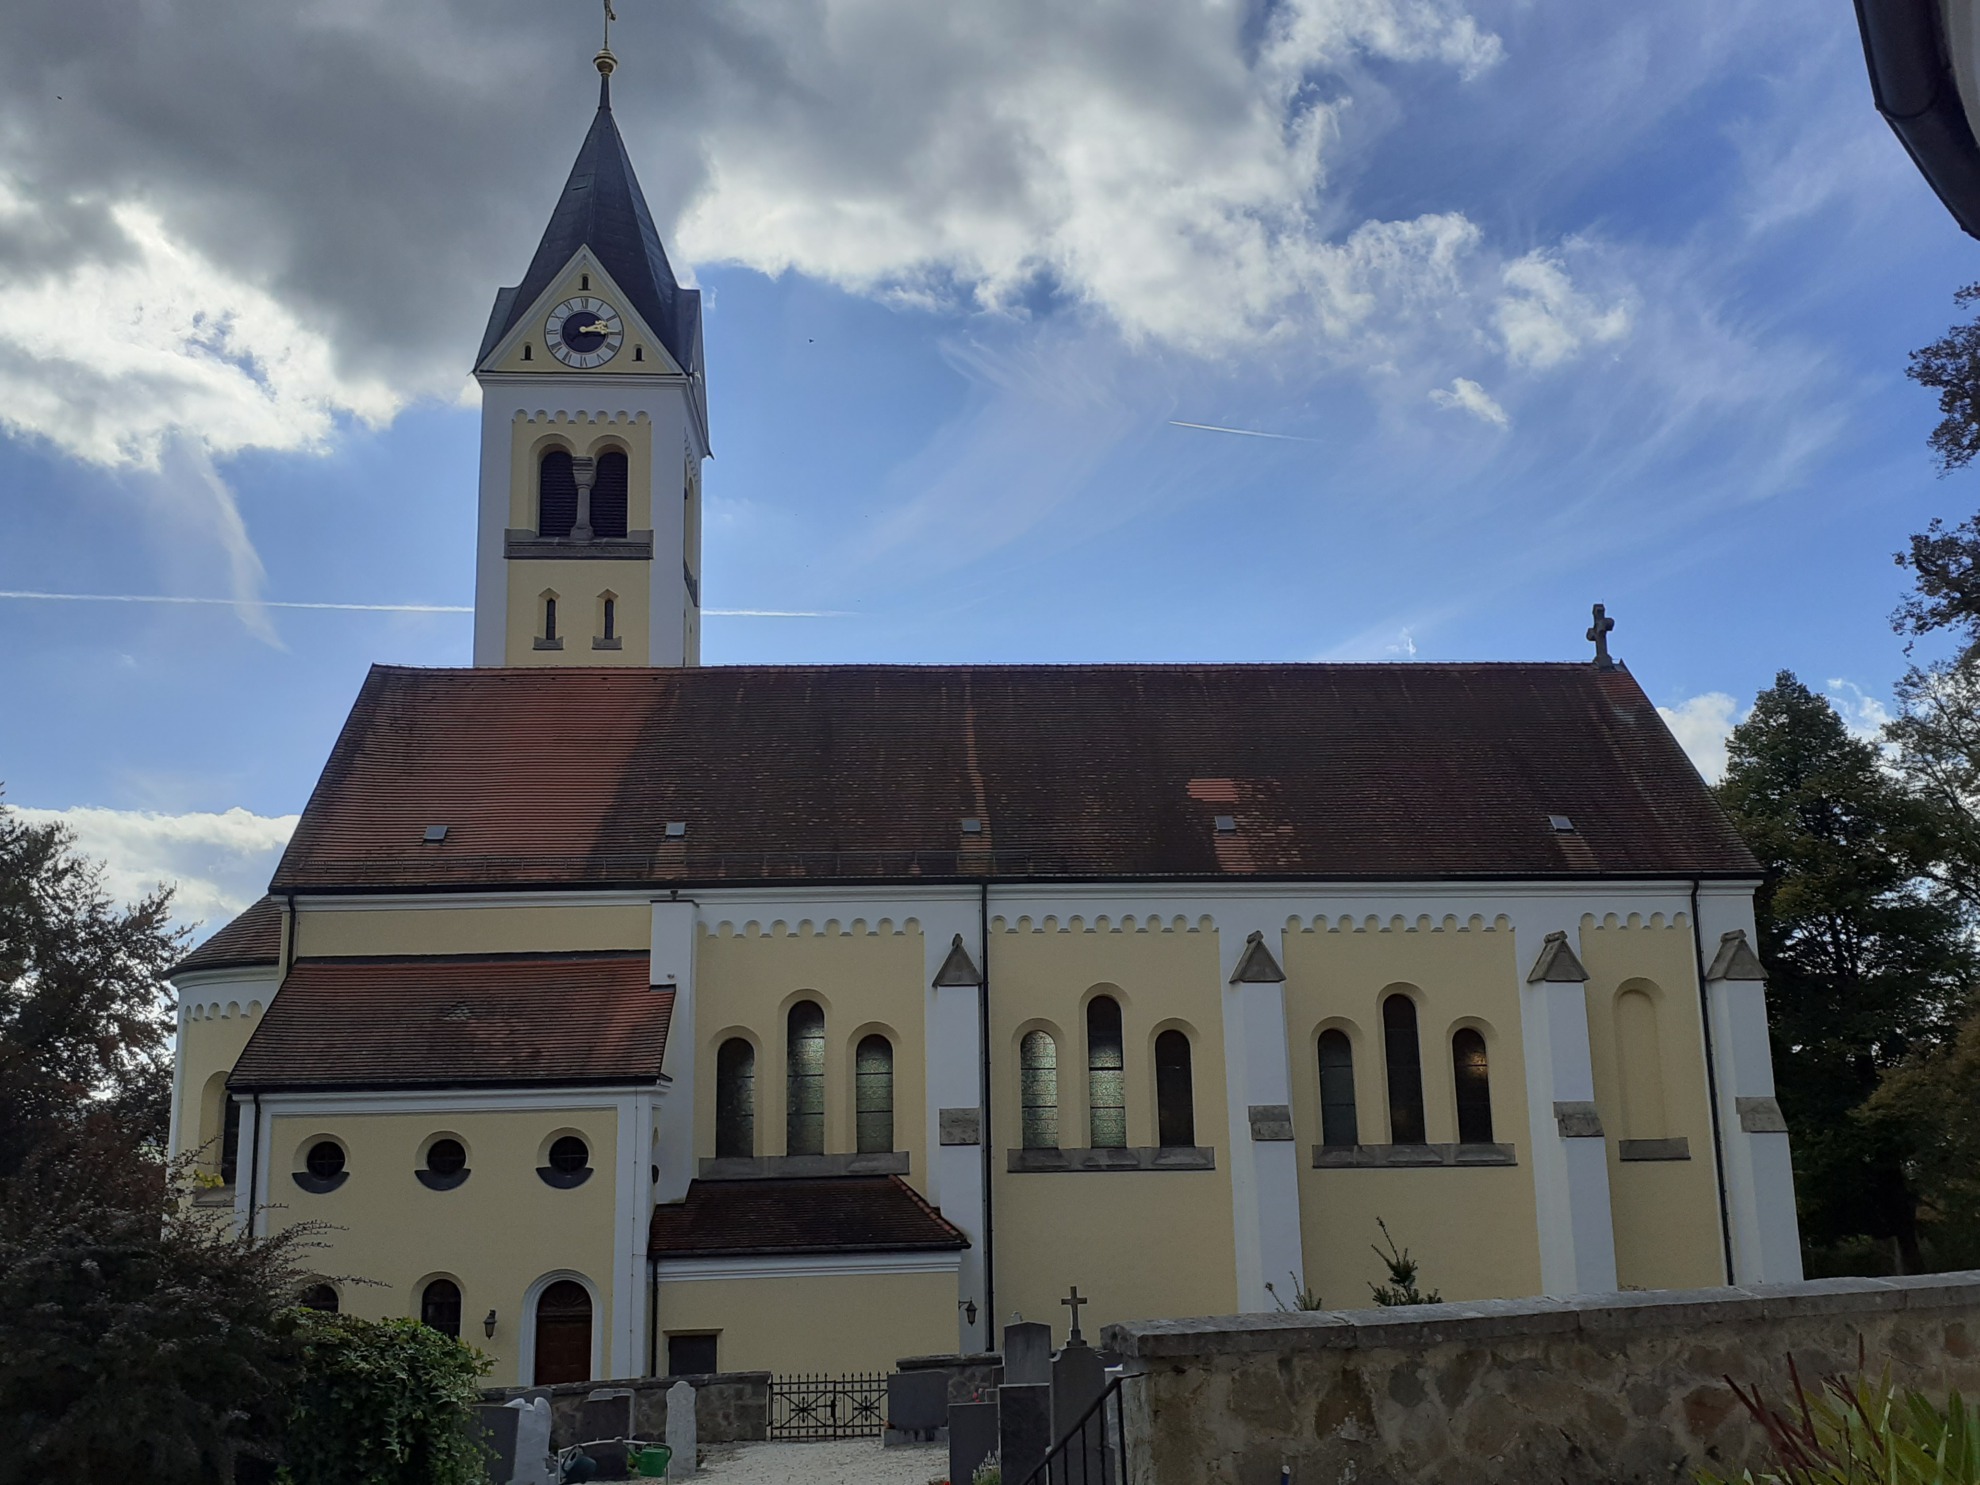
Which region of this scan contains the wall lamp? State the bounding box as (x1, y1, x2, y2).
(483, 1309, 498, 1339)
(959, 1298, 978, 1326)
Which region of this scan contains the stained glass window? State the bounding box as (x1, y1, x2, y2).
(1020, 1031, 1059, 1150)
(786, 1000, 825, 1156)
(855, 1034, 894, 1154)
(1087, 996, 1126, 1149)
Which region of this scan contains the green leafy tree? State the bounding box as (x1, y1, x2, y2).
(0, 790, 183, 1180)
(1717, 674, 1973, 1272)
(1907, 283, 1980, 476)
(282, 1312, 491, 1485)
(1862, 1004, 1980, 1269)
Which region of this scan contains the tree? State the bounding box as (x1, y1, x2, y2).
(1717, 673, 1972, 1272)
(0, 791, 183, 1180)
(1906, 282, 1980, 476)
(1862, 1003, 1980, 1269)
(283, 1313, 492, 1485)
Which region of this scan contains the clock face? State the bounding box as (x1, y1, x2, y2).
(545, 296, 624, 368)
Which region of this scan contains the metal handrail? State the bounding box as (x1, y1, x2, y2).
(1018, 1374, 1127, 1485)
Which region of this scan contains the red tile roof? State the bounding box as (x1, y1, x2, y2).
(270, 662, 1757, 891)
(228, 952, 670, 1091)
(172, 896, 283, 976)
(649, 1176, 970, 1258)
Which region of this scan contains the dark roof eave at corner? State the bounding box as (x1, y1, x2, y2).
(229, 1073, 670, 1095)
(1855, 0, 1980, 239)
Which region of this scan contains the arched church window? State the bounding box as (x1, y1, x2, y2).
(855, 1034, 894, 1154)
(1382, 994, 1426, 1144)
(300, 1282, 339, 1314)
(1318, 1030, 1359, 1147)
(421, 1278, 462, 1338)
(1020, 1031, 1058, 1150)
(590, 450, 629, 540)
(715, 1038, 754, 1159)
(220, 1096, 241, 1185)
(786, 1000, 825, 1156)
(601, 595, 617, 644)
(541, 594, 559, 645)
(1087, 995, 1126, 1149)
(539, 449, 578, 538)
(1453, 1028, 1493, 1144)
(633, 346, 644, 362)
(1154, 1029, 1194, 1148)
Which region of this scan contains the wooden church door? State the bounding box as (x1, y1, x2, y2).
(533, 1280, 593, 1385)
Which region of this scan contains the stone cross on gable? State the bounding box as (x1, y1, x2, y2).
(1586, 602, 1616, 671)
(1061, 1285, 1088, 1344)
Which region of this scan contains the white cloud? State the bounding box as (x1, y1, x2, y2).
(1658, 692, 1742, 783)
(1825, 678, 1891, 742)
(1495, 250, 1633, 370)
(1428, 376, 1509, 427)
(12, 804, 298, 934)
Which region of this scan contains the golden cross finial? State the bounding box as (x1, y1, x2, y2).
(603, 0, 617, 48)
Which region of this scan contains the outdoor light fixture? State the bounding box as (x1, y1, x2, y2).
(959, 1299, 978, 1326)
(483, 1309, 498, 1339)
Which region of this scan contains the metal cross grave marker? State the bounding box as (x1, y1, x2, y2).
(1062, 1285, 1088, 1344)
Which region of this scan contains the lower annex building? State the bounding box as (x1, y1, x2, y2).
(168, 659, 1803, 1387)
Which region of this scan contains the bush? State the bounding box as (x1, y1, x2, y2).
(1699, 1359, 1979, 1485)
(281, 1310, 491, 1485)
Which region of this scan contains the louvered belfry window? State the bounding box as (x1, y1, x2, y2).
(1020, 1031, 1059, 1149)
(1318, 1030, 1359, 1147)
(855, 1034, 894, 1154)
(1087, 996, 1126, 1149)
(786, 1000, 826, 1156)
(716, 1038, 755, 1159)
(1383, 994, 1427, 1144)
(1155, 1029, 1194, 1148)
(538, 449, 578, 538)
(1453, 1028, 1494, 1144)
(591, 450, 629, 539)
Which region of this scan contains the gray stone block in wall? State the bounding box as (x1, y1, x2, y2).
(665, 1378, 698, 1478)
(950, 1399, 999, 1485)
(580, 1389, 634, 1479)
(940, 1107, 983, 1145)
(1004, 1321, 1054, 1386)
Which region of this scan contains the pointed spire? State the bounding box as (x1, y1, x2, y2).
(932, 934, 982, 988)
(1526, 930, 1589, 984)
(1229, 930, 1286, 985)
(1705, 929, 1768, 983)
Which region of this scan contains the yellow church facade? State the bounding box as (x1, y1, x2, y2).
(165, 47, 1800, 1392)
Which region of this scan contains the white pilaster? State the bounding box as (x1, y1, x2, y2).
(1514, 920, 1618, 1295)
(1219, 925, 1305, 1314)
(231, 1093, 260, 1237)
(922, 904, 989, 1354)
(1695, 887, 1802, 1283)
(651, 899, 698, 1204)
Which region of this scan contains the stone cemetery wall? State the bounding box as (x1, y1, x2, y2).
(482, 1370, 770, 1450)
(1105, 1273, 1980, 1485)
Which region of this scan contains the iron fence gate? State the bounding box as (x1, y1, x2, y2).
(768, 1372, 889, 1440)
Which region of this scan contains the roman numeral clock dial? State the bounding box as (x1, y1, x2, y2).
(545, 296, 625, 368)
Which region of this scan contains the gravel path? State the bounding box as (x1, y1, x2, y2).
(695, 1438, 950, 1485)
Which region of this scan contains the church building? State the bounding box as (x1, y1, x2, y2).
(167, 45, 1802, 1390)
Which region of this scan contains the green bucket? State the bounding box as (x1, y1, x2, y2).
(635, 1444, 673, 1478)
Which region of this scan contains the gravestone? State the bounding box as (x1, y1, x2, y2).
(509, 1395, 555, 1485)
(999, 1382, 1052, 1485)
(1004, 1320, 1053, 1385)
(885, 1367, 949, 1445)
(473, 1404, 520, 1483)
(949, 1399, 1000, 1485)
(1052, 1338, 1109, 1482)
(665, 1378, 698, 1477)
(581, 1388, 634, 1479)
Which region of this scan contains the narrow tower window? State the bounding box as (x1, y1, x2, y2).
(590, 450, 629, 540)
(1020, 1031, 1058, 1150)
(633, 346, 644, 362)
(715, 1038, 755, 1159)
(538, 449, 578, 538)
(1318, 1030, 1359, 1147)
(1382, 994, 1426, 1144)
(596, 593, 617, 648)
(580, 273, 590, 290)
(539, 594, 559, 647)
(522, 343, 532, 361)
(220, 1097, 242, 1185)
(1453, 1028, 1493, 1144)
(855, 1034, 894, 1154)
(1155, 1029, 1195, 1148)
(786, 1000, 825, 1156)
(1087, 995, 1126, 1149)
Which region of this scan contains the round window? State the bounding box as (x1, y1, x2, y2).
(425, 1138, 467, 1176)
(305, 1141, 346, 1180)
(548, 1135, 589, 1173)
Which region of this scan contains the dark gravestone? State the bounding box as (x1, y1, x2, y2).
(1004, 1321, 1053, 1386)
(1052, 1338, 1110, 1482)
(579, 1387, 634, 1479)
(1000, 1382, 1053, 1485)
(886, 1367, 950, 1444)
(950, 1398, 1000, 1485)
(475, 1404, 522, 1483)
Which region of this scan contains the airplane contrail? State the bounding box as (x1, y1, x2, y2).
(0, 590, 847, 618)
(1167, 419, 1318, 442)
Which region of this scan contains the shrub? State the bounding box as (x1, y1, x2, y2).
(281, 1310, 491, 1485)
(1699, 1358, 1979, 1485)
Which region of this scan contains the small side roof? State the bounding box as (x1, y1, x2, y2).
(171, 896, 283, 977)
(229, 951, 670, 1092)
(649, 1176, 970, 1259)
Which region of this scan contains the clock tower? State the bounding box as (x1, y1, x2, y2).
(471, 46, 707, 668)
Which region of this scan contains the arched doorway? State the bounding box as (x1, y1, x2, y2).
(533, 1279, 593, 1385)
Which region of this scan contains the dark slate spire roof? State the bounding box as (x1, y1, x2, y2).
(477, 71, 700, 380)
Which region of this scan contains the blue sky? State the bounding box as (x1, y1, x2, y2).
(0, 0, 1973, 934)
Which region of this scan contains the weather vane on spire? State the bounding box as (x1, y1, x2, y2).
(595, 0, 619, 85)
(602, 0, 617, 48)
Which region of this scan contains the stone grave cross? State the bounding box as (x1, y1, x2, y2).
(1061, 1285, 1088, 1344)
